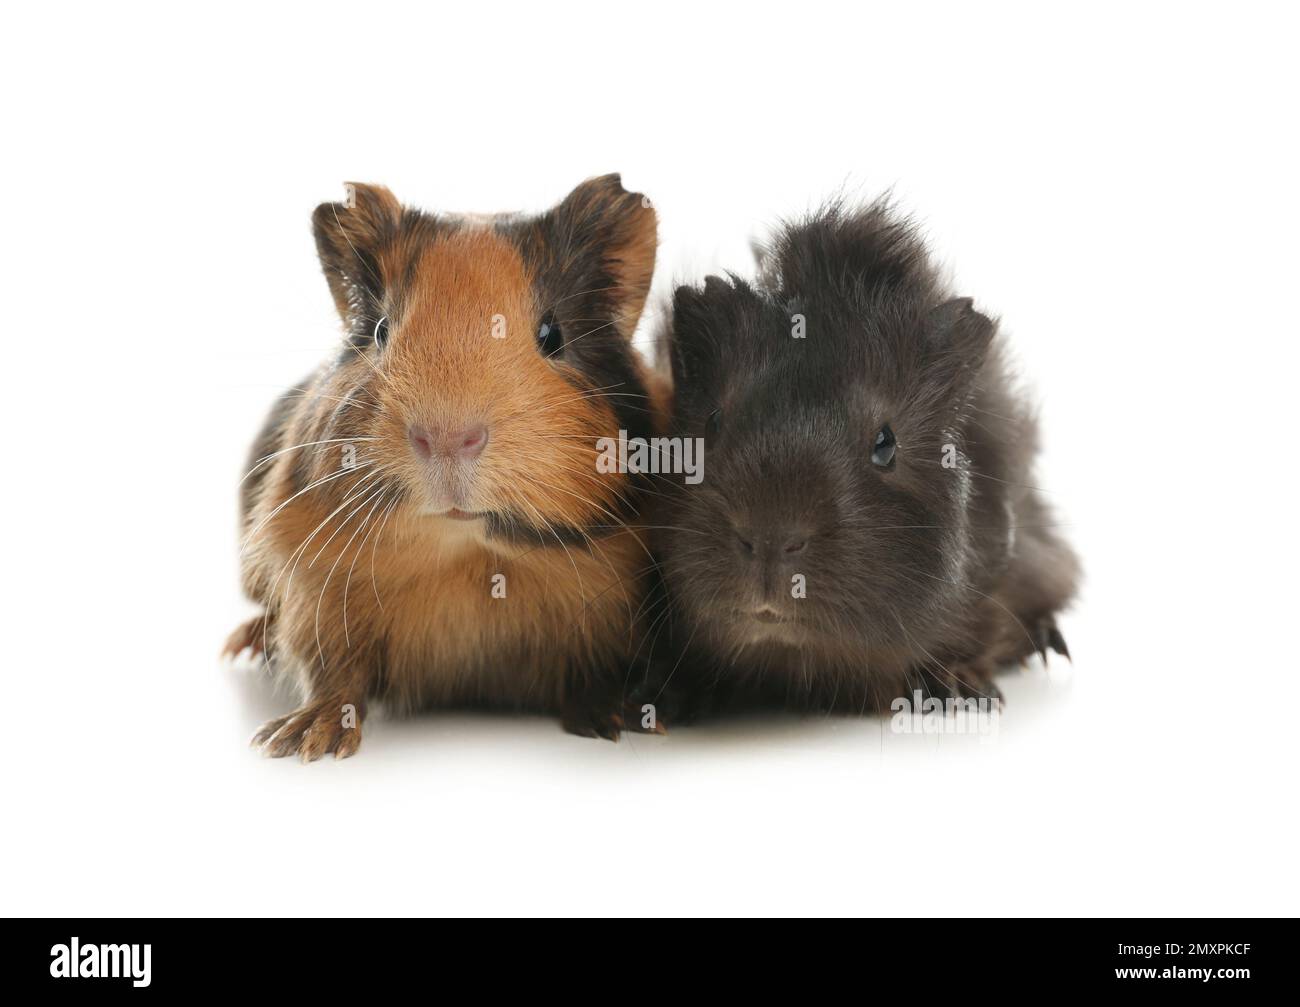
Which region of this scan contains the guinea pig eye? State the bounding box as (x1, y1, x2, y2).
(707, 408, 723, 435)
(537, 311, 563, 358)
(871, 424, 896, 468)
(373, 316, 390, 348)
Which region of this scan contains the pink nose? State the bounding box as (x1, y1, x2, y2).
(408, 423, 489, 461)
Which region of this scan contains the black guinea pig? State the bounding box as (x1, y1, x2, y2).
(640, 198, 1079, 718)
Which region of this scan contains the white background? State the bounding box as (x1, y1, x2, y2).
(3, 1, 1297, 917)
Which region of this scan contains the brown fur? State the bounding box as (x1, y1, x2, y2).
(233, 175, 663, 759)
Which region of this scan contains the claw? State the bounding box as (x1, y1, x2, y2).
(1030, 617, 1070, 667)
(1046, 626, 1071, 662)
(560, 701, 624, 742)
(1032, 625, 1050, 664)
(621, 696, 669, 735)
(250, 714, 290, 749)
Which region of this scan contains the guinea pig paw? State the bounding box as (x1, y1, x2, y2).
(251, 698, 363, 761)
(971, 677, 1005, 705)
(628, 679, 716, 728)
(222, 613, 268, 662)
(918, 664, 1003, 706)
(1035, 618, 1071, 664)
(621, 696, 669, 736)
(560, 699, 624, 743)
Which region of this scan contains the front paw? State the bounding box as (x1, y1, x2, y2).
(627, 672, 718, 729)
(560, 696, 625, 742)
(1031, 616, 1070, 664)
(620, 693, 669, 735)
(914, 660, 1004, 706)
(252, 696, 364, 761)
(222, 612, 269, 661)
(560, 684, 678, 740)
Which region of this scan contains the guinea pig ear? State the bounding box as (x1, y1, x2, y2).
(669, 283, 713, 387)
(668, 275, 740, 389)
(549, 173, 658, 338)
(311, 183, 402, 323)
(925, 296, 996, 381)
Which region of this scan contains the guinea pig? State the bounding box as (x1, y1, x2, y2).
(643, 198, 1078, 717)
(225, 174, 665, 759)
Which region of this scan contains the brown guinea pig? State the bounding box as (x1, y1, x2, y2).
(225, 174, 665, 759)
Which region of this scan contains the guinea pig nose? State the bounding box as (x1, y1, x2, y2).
(734, 531, 755, 555)
(448, 424, 489, 459)
(408, 423, 489, 461)
(408, 424, 435, 460)
(783, 537, 808, 555)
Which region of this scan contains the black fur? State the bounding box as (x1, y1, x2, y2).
(641, 198, 1079, 717)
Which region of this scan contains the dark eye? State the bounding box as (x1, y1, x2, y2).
(707, 408, 723, 435)
(374, 315, 390, 348)
(871, 424, 896, 467)
(537, 311, 563, 357)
